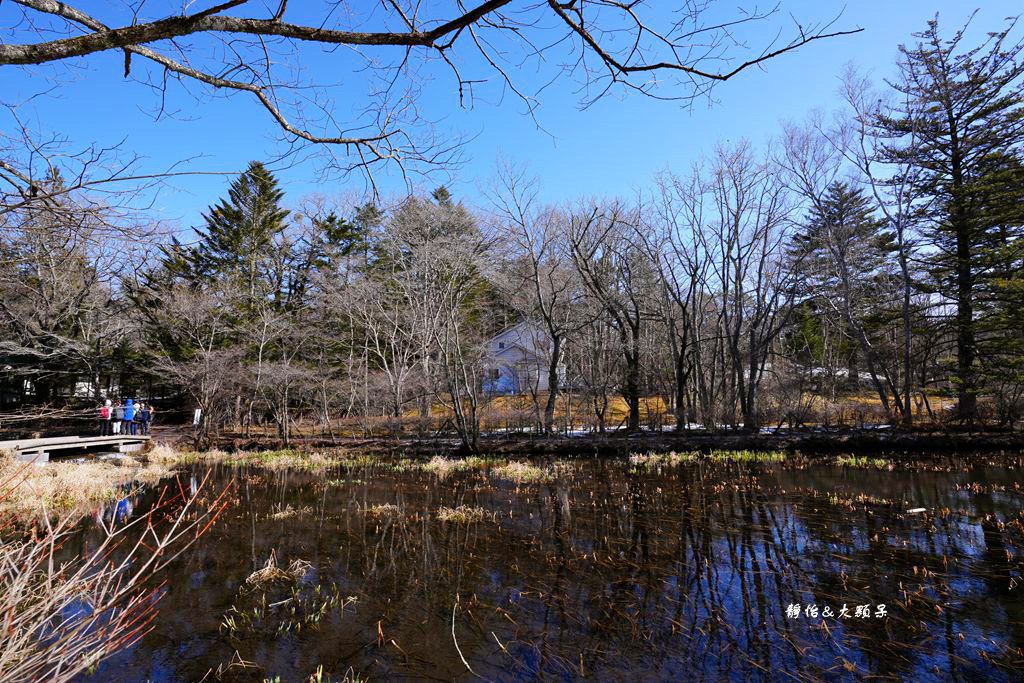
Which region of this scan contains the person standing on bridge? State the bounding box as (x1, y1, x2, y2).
(99, 399, 111, 436)
(138, 402, 150, 435)
(112, 400, 124, 435)
(124, 398, 136, 435)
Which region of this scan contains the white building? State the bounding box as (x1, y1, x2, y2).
(483, 322, 557, 394)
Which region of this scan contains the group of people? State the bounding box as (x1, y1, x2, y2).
(98, 398, 155, 436)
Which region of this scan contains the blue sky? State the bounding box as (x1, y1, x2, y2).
(3, 1, 1022, 234)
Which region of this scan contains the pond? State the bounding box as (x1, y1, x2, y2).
(72, 454, 1024, 682)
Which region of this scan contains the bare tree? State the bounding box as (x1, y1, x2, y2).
(840, 67, 932, 426)
(426, 232, 493, 452)
(638, 171, 710, 429)
(566, 314, 618, 433)
(1, 2, 858, 184)
(568, 201, 657, 432)
(491, 166, 585, 434)
(701, 142, 796, 430)
(0, 180, 135, 404)
(146, 283, 242, 445)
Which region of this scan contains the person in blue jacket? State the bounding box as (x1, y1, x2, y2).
(124, 398, 136, 435)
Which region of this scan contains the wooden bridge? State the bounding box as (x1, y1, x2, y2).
(0, 435, 151, 464)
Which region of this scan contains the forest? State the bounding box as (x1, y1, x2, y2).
(2, 18, 1024, 453)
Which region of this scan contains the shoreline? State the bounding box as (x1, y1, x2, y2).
(193, 427, 1024, 459)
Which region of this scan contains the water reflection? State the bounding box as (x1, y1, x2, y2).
(93, 488, 139, 527)
(72, 457, 1024, 682)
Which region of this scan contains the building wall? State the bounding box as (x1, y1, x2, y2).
(483, 323, 552, 394)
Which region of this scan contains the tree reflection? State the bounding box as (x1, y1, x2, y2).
(71, 457, 1024, 682)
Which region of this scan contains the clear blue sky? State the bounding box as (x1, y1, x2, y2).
(3, 1, 1021, 234)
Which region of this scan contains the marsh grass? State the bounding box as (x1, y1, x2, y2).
(836, 455, 893, 469)
(437, 505, 491, 523)
(149, 443, 342, 471)
(226, 553, 354, 642)
(627, 450, 783, 469)
(492, 461, 553, 483)
(268, 504, 312, 520)
(0, 456, 173, 522)
(629, 451, 700, 469)
(245, 553, 313, 589)
(264, 665, 365, 683)
(364, 503, 401, 518)
(325, 479, 364, 487)
(421, 456, 490, 478)
(707, 449, 786, 463)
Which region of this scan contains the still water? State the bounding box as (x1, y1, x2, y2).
(73, 455, 1024, 682)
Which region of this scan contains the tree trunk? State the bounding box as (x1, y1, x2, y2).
(624, 348, 641, 432)
(674, 350, 688, 431)
(955, 223, 976, 423)
(543, 336, 561, 435)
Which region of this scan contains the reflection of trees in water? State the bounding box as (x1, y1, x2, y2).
(72, 460, 1024, 682)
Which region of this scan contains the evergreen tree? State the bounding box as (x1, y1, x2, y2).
(788, 182, 895, 388)
(877, 16, 1024, 421)
(972, 153, 1024, 415)
(791, 182, 894, 291)
(190, 161, 290, 302)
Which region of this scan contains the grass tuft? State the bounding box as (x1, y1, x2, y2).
(492, 461, 552, 483)
(269, 504, 312, 520)
(0, 457, 173, 522)
(836, 455, 893, 469)
(365, 503, 401, 518)
(437, 505, 490, 523)
(707, 449, 786, 463)
(629, 451, 700, 468)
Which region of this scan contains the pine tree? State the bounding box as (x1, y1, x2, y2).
(972, 153, 1024, 418)
(791, 182, 893, 291)
(877, 16, 1024, 421)
(789, 182, 895, 389)
(191, 161, 290, 302)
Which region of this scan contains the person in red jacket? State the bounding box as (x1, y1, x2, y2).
(99, 399, 112, 435)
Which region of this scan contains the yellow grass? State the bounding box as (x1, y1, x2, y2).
(436, 505, 490, 523)
(492, 461, 553, 483)
(216, 386, 957, 441)
(420, 455, 484, 478)
(364, 503, 401, 518)
(148, 442, 337, 470)
(1, 453, 174, 522)
(268, 504, 312, 520)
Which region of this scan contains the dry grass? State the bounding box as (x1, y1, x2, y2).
(436, 505, 490, 523)
(268, 504, 312, 520)
(148, 443, 335, 471)
(0, 455, 173, 523)
(245, 553, 313, 589)
(421, 456, 477, 479)
(492, 461, 553, 483)
(629, 451, 700, 468)
(364, 503, 401, 518)
(707, 449, 786, 463)
(146, 441, 187, 463)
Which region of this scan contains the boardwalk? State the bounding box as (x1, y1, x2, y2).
(0, 435, 151, 463)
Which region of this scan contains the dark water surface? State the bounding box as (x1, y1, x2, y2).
(72, 455, 1024, 682)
